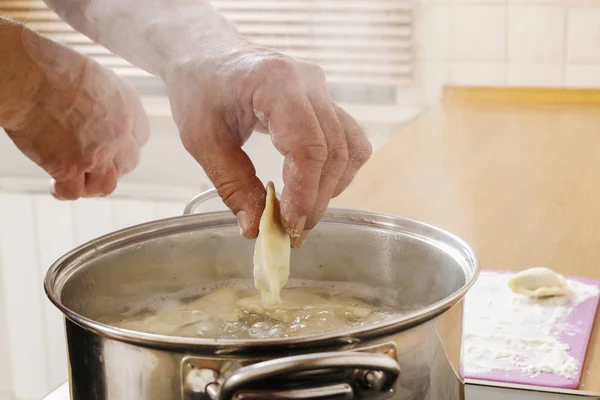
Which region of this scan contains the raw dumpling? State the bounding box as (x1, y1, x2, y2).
(183, 287, 239, 321)
(331, 296, 373, 318)
(508, 267, 571, 298)
(254, 182, 291, 306)
(236, 289, 329, 315)
(117, 310, 209, 335)
(236, 288, 374, 324)
(276, 289, 330, 308)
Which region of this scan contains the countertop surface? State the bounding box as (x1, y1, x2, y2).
(333, 88, 600, 392)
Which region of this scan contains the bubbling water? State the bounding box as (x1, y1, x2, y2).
(102, 281, 404, 340)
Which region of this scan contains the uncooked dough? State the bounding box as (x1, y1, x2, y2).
(253, 182, 290, 306)
(508, 267, 571, 298)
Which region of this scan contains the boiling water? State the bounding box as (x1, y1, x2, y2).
(104, 281, 401, 339)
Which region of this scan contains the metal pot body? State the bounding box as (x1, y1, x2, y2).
(65, 303, 463, 400)
(46, 197, 477, 400)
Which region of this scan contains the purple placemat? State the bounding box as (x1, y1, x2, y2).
(462, 272, 600, 389)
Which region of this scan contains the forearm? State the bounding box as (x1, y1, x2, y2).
(43, 0, 245, 78)
(0, 16, 93, 132)
(0, 17, 47, 131)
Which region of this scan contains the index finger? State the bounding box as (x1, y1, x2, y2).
(256, 95, 327, 240)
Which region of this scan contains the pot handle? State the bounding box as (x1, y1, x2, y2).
(208, 351, 401, 400)
(183, 188, 220, 215)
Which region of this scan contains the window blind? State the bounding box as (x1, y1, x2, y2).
(1, 0, 413, 100)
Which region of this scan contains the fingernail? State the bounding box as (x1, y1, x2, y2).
(237, 211, 250, 236)
(49, 179, 62, 200)
(291, 230, 309, 248)
(289, 216, 306, 238)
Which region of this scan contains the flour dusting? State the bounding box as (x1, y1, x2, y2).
(463, 271, 599, 379)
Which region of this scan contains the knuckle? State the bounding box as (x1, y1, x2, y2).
(76, 158, 95, 173)
(90, 145, 110, 165)
(215, 180, 247, 210)
(213, 174, 263, 216)
(297, 140, 328, 165)
(248, 57, 306, 111)
(252, 57, 303, 93)
(304, 62, 327, 83)
(116, 142, 141, 175)
(51, 159, 88, 181)
(121, 155, 139, 175)
(50, 164, 77, 181)
(120, 78, 141, 101)
(329, 145, 349, 166)
(260, 56, 299, 79)
(132, 113, 151, 146)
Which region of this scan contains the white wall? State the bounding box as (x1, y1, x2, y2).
(417, 0, 600, 88)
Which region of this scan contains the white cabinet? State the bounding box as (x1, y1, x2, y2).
(0, 192, 187, 399)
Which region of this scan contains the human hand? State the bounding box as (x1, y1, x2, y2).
(164, 45, 372, 246)
(5, 47, 150, 200)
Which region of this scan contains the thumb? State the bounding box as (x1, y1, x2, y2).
(182, 127, 265, 238)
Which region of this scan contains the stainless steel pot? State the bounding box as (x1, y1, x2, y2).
(45, 188, 479, 400)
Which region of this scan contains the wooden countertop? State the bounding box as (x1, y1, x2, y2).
(333, 88, 600, 392)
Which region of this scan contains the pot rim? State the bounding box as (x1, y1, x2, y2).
(44, 208, 480, 352)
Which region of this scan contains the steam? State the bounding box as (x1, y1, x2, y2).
(43, 0, 406, 106)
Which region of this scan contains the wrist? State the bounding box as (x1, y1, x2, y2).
(159, 30, 252, 82)
(135, 2, 249, 81)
